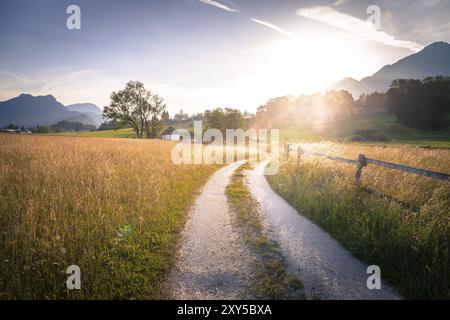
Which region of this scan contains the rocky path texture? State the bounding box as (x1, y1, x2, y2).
(168, 162, 253, 299)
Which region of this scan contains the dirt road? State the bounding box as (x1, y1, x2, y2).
(245, 160, 402, 300)
(168, 162, 254, 299)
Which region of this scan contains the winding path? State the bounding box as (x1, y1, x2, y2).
(168, 162, 253, 300)
(245, 160, 402, 300)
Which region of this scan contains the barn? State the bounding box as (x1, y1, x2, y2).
(161, 127, 181, 141)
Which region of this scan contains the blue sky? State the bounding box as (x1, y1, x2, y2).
(0, 0, 449, 114)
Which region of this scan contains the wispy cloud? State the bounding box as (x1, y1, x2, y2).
(250, 18, 295, 37)
(197, 0, 295, 38)
(333, 0, 349, 5)
(297, 6, 424, 52)
(197, 0, 239, 13)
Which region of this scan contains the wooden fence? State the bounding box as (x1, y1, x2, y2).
(284, 144, 450, 183)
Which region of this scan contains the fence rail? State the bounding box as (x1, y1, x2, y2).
(285, 144, 450, 183)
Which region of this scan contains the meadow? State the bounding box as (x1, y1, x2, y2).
(268, 142, 450, 299)
(279, 114, 450, 148)
(0, 134, 218, 299)
(56, 128, 136, 139)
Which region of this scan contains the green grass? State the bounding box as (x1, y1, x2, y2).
(267, 147, 449, 299)
(55, 128, 136, 139)
(51, 122, 193, 139)
(226, 164, 304, 300)
(279, 114, 450, 148)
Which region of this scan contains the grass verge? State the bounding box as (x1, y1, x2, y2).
(226, 163, 304, 299)
(267, 143, 449, 299)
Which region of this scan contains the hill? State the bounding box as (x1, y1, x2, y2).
(67, 103, 102, 115)
(50, 120, 96, 132)
(332, 42, 450, 97)
(0, 94, 99, 127)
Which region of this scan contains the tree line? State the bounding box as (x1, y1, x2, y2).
(253, 77, 450, 130)
(384, 77, 450, 130)
(103, 81, 248, 139)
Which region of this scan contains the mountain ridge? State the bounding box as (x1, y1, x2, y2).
(0, 94, 102, 127)
(67, 103, 103, 115)
(331, 41, 450, 97)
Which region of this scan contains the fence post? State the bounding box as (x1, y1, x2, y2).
(355, 154, 367, 183)
(285, 143, 290, 160)
(297, 146, 303, 168)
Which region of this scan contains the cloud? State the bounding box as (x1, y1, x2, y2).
(197, 1, 295, 38)
(333, 0, 349, 5)
(297, 6, 424, 52)
(418, 0, 442, 6)
(250, 18, 295, 37)
(197, 0, 239, 13)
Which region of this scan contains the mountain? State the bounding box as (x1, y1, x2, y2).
(332, 41, 450, 97)
(67, 103, 102, 115)
(67, 103, 104, 125)
(0, 94, 98, 127)
(76, 112, 104, 126)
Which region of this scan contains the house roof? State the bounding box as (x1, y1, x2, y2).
(161, 126, 177, 136)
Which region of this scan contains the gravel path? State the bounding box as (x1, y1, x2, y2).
(168, 162, 253, 300)
(245, 160, 402, 300)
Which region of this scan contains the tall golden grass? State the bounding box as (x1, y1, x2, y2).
(0, 135, 218, 299)
(269, 142, 449, 299)
(298, 142, 450, 208)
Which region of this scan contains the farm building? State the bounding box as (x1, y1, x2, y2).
(161, 127, 181, 141)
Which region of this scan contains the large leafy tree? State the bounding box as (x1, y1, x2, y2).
(103, 81, 166, 138)
(203, 108, 245, 136)
(385, 77, 450, 130)
(204, 108, 226, 134)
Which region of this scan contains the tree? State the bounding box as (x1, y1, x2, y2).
(191, 113, 203, 121)
(225, 108, 245, 130)
(203, 108, 245, 136)
(146, 93, 166, 138)
(34, 125, 50, 133)
(161, 110, 170, 123)
(204, 108, 226, 134)
(173, 109, 189, 121)
(103, 81, 167, 138)
(97, 119, 123, 131)
(357, 92, 385, 114)
(385, 77, 450, 130)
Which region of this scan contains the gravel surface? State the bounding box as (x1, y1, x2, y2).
(245, 160, 402, 300)
(168, 162, 254, 300)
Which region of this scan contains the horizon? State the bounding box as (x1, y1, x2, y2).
(1, 0, 450, 114)
(0, 0, 449, 304)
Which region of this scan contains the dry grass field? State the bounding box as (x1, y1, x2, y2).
(0, 134, 218, 299)
(268, 142, 450, 299)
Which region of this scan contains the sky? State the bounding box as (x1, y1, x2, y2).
(0, 0, 449, 115)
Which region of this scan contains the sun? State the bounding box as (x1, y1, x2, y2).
(254, 35, 378, 97)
